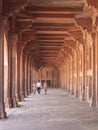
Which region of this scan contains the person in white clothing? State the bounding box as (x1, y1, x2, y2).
(36, 80, 42, 94)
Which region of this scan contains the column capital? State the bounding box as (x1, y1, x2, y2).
(8, 14, 18, 33)
(75, 17, 93, 32)
(92, 31, 96, 39)
(9, 33, 18, 48)
(9, 32, 18, 37)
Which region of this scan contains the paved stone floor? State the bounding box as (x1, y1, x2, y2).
(0, 88, 98, 130)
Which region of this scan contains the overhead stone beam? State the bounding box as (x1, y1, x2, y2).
(25, 6, 84, 12)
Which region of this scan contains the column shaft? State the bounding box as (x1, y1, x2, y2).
(91, 32, 97, 106)
(8, 33, 17, 108)
(0, 18, 6, 118)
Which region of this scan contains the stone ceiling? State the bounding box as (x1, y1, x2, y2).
(3, 0, 98, 69)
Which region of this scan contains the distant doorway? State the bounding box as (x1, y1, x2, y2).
(47, 80, 51, 87)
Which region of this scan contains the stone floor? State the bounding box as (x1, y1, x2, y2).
(0, 88, 98, 130)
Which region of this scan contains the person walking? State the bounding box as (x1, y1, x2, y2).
(36, 80, 42, 94)
(43, 80, 48, 95)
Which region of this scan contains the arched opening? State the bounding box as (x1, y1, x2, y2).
(4, 33, 8, 108)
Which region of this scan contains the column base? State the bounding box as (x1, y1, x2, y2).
(80, 93, 85, 101)
(27, 90, 30, 95)
(24, 91, 28, 98)
(68, 89, 70, 93)
(89, 96, 97, 107)
(20, 92, 25, 101)
(30, 87, 32, 94)
(17, 93, 23, 102)
(0, 102, 6, 119)
(76, 91, 79, 97)
(70, 89, 74, 95)
(8, 97, 17, 108)
(21, 95, 25, 101)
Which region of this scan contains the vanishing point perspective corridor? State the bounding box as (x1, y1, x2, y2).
(1, 0, 98, 130)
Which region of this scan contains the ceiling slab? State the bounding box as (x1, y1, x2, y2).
(4, 0, 94, 69)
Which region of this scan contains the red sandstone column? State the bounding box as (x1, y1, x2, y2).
(66, 60, 69, 91)
(22, 54, 26, 98)
(27, 58, 30, 95)
(30, 64, 33, 92)
(20, 48, 25, 100)
(17, 46, 21, 101)
(22, 53, 28, 98)
(27, 58, 31, 95)
(73, 50, 77, 96)
(76, 48, 79, 97)
(26, 56, 29, 95)
(28, 59, 31, 94)
(0, 18, 6, 118)
(17, 45, 23, 101)
(71, 55, 74, 95)
(69, 57, 73, 95)
(8, 33, 17, 108)
(29, 61, 32, 94)
(91, 32, 97, 106)
(68, 59, 70, 93)
(65, 63, 67, 91)
(82, 44, 86, 100)
(30, 62, 32, 93)
(96, 30, 98, 107)
(24, 55, 28, 96)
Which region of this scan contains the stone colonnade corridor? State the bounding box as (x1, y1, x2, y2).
(0, 88, 98, 130)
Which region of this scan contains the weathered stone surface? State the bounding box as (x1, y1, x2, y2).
(0, 89, 98, 130)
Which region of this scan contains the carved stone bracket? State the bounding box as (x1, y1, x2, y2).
(75, 17, 93, 33)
